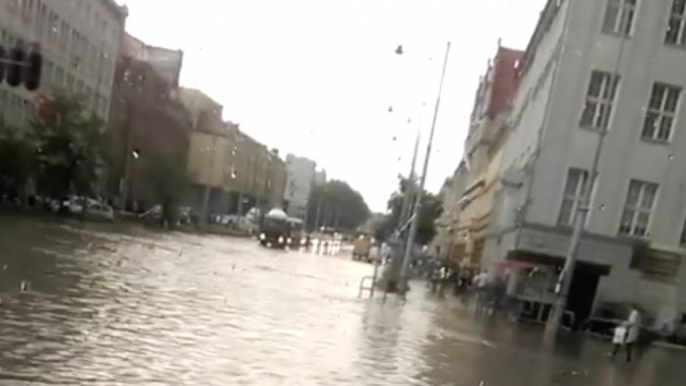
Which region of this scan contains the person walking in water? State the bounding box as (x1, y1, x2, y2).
(612, 305, 641, 362)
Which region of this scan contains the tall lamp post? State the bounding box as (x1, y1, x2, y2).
(392, 45, 424, 245)
(399, 42, 451, 294)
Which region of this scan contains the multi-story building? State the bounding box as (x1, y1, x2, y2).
(233, 131, 286, 214)
(485, 0, 686, 330)
(433, 162, 469, 261)
(0, 0, 128, 125)
(450, 44, 524, 266)
(284, 154, 316, 220)
(122, 33, 183, 86)
(107, 38, 191, 211)
(185, 116, 286, 216)
(178, 87, 223, 131)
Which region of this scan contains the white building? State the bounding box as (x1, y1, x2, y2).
(0, 0, 127, 125)
(486, 0, 686, 330)
(284, 154, 316, 220)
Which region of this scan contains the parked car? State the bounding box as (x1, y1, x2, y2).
(86, 201, 115, 221)
(50, 196, 115, 221)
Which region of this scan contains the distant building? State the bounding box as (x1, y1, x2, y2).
(0, 0, 128, 124)
(314, 169, 327, 186)
(178, 87, 224, 132)
(284, 154, 317, 220)
(122, 33, 183, 86)
(185, 119, 287, 216)
(433, 162, 469, 261)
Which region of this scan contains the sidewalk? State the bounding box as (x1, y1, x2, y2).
(385, 281, 686, 386)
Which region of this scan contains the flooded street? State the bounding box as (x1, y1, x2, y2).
(1, 215, 685, 386)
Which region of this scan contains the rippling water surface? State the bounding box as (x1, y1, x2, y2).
(1, 216, 685, 385)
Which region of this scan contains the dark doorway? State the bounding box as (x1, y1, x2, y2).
(566, 265, 601, 330)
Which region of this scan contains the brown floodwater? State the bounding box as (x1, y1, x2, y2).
(0, 214, 684, 385)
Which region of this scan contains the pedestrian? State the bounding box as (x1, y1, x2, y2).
(473, 270, 490, 317)
(611, 305, 641, 362)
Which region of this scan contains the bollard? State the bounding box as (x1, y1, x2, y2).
(370, 259, 380, 298)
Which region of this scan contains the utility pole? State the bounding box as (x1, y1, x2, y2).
(399, 41, 451, 294)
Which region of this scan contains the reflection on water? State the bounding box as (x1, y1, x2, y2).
(0, 215, 685, 385)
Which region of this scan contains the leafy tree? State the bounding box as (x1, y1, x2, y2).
(0, 121, 35, 200)
(145, 155, 188, 228)
(306, 180, 370, 231)
(374, 177, 443, 245)
(30, 92, 106, 205)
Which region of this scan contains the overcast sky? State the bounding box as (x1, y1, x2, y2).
(120, 0, 546, 212)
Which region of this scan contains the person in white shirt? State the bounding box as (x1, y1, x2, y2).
(612, 305, 641, 362)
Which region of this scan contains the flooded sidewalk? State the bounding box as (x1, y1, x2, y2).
(0, 216, 684, 385)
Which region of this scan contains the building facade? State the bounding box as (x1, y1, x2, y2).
(485, 0, 686, 329)
(122, 33, 183, 86)
(284, 154, 316, 220)
(434, 162, 469, 262)
(107, 53, 192, 211)
(185, 117, 287, 216)
(452, 45, 524, 266)
(0, 0, 128, 125)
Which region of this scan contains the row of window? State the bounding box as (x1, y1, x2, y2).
(580, 70, 682, 143)
(8, 0, 119, 43)
(3, 0, 117, 86)
(603, 0, 686, 47)
(559, 168, 662, 239)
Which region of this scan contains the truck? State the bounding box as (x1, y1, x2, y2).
(258, 208, 304, 249)
(352, 235, 373, 262)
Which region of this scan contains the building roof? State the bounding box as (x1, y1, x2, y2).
(101, 0, 128, 21)
(520, 0, 564, 76)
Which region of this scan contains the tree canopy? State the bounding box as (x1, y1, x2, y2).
(306, 180, 370, 232)
(31, 93, 107, 200)
(374, 177, 443, 245)
(0, 92, 107, 207)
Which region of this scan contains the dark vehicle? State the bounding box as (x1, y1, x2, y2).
(258, 209, 303, 249)
(286, 217, 305, 248)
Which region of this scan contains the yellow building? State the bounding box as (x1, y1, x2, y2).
(186, 122, 286, 215)
(447, 44, 524, 267)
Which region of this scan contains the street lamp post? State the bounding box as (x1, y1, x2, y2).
(399, 42, 451, 294)
(398, 129, 420, 236)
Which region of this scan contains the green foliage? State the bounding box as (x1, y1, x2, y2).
(306, 180, 370, 231)
(374, 177, 443, 245)
(0, 121, 35, 196)
(30, 92, 106, 200)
